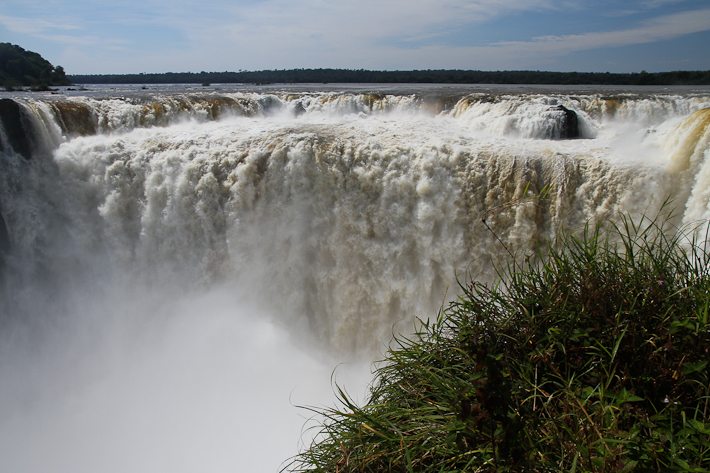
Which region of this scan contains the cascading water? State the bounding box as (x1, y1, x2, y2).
(0, 86, 709, 472)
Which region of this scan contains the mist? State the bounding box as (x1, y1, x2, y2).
(0, 276, 371, 473)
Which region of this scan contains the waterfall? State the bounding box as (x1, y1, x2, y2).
(0, 87, 708, 472)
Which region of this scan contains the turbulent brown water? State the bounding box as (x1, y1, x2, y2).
(0, 85, 709, 472)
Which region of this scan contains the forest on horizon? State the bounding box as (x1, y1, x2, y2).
(70, 68, 710, 86)
(2, 42, 709, 87)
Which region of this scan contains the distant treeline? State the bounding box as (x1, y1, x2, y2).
(69, 69, 710, 85)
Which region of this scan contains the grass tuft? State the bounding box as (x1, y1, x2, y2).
(288, 214, 710, 472)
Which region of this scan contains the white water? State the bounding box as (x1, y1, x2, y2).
(0, 87, 709, 472)
(0, 285, 369, 472)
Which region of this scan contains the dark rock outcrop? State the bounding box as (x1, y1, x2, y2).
(552, 105, 579, 139)
(0, 98, 34, 159)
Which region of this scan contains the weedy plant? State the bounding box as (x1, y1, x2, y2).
(288, 214, 710, 472)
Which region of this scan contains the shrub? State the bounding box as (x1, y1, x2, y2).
(290, 215, 710, 472)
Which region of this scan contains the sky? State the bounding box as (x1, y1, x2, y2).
(1, 0, 709, 74)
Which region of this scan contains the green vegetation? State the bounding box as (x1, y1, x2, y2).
(290, 215, 710, 472)
(70, 69, 710, 85)
(0, 43, 69, 91)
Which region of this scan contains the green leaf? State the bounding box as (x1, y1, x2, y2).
(615, 389, 644, 404)
(620, 460, 638, 472)
(681, 360, 708, 376)
(687, 419, 710, 435)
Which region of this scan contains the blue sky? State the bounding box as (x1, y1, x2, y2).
(1, 0, 709, 74)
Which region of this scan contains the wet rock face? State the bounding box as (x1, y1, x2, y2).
(0, 98, 34, 159)
(553, 105, 580, 139)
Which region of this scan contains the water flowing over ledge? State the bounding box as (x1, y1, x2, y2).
(2, 90, 709, 143)
(1, 89, 709, 350)
(0, 87, 709, 472)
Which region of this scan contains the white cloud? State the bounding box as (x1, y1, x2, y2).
(163, 3, 707, 71)
(341, 7, 708, 71)
(2, 0, 705, 73)
(606, 0, 693, 17)
(219, 0, 562, 43)
(165, 0, 573, 70)
(490, 8, 710, 53)
(642, 0, 688, 7)
(0, 14, 79, 35)
(0, 13, 132, 54)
